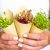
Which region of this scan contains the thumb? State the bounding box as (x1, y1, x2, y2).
(0, 28, 4, 38)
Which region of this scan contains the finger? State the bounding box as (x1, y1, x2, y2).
(19, 38, 48, 47)
(8, 45, 19, 49)
(0, 31, 4, 38)
(5, 48, 19, 50)
(23, 33, 48, 40)
(2, 40, 18, 45)
(21, 48, 39, 50)
(1, 34, 18, 40)
(18, 43, 42, 50)
(9, 48, 19, 50)
(0, 39, 2, 44)
(4, 44, 19, 50)
(21, 48, 28, 50)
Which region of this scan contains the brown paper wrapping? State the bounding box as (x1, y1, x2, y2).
(14, 20, 32, 37)
(30, 24, 43, 34)
(3, 22, 18, 36)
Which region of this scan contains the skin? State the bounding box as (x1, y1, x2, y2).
(20, 31, 50, 50)
(0, 32, 20, 50)
(0, 31, 50, 50)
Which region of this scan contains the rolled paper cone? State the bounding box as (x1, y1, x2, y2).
(14, 19, 32, 37)
(30, 24, 44, 34)
(3, 22, 18, 36)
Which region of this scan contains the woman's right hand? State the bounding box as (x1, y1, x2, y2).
(0, 32, 20, 50)
(18, 31, 50, 50)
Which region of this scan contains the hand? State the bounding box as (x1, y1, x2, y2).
(0, 33, 20, 50)
(18, 32, 49, 50)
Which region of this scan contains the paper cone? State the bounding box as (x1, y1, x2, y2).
(30, 24, 44, 34)
(3, 22, 17, 36)
(14, 20, 32, 37)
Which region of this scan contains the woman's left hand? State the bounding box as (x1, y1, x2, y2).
(18, 32, 49, 50)
(0, 33, 19, 50)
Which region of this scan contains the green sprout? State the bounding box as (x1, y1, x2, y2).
(32, 11, 49, 30)
(0, 16, 12, 28)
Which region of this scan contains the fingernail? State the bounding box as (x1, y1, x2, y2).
(13, 37, 18, 40)
(18, 43, 22, 47)
(23, 34, 27, 37)
(19, 38, 23, 42)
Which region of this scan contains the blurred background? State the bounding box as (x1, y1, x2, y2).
(0, 0, 49, 17)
